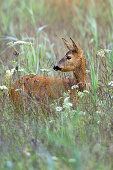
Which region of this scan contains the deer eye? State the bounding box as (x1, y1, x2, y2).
(67, 56, 71, 60)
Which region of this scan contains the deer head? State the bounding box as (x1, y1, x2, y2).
(53, 38, 84, 72)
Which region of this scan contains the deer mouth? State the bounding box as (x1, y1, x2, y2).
(53, 65, 62, 71)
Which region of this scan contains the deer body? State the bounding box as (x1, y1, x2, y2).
(9, 38, 90, 110)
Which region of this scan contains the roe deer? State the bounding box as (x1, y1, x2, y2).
(9, 38, 90, 111)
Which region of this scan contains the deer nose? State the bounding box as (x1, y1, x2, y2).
(53, 65, 62, 71)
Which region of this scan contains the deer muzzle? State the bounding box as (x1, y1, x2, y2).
(53, 65, 62, 71)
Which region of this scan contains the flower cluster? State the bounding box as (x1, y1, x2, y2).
(97, 49, 112, 57)
(108, 81, 113, 87)
(6, 68, 15, 80)
(0, 85, 8, 91)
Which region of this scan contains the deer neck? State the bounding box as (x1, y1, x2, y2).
(73, 68, 89, 91)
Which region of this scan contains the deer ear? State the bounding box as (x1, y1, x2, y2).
(70, 38, 83, 54)
(62, 38, 73, 50)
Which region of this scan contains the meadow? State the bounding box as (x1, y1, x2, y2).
(0, 0, 113, 169)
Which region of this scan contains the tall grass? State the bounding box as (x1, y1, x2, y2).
(0, 0, 113, 169)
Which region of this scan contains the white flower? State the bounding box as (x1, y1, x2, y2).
(86, 69, 90, 73)
(83, 90, 89, 94)
(71, 85, 79, 89)
(40, 68, 50, 73)
(15, 88, 22, 92)
(0, 85, 8, 91)
(97, 50, 105, 57)
(56, 106, 62, 112)
(18, 68, 24, 72)
(67, 102, 73, 107)
(7, 41, 32, 47)
(97, 49, 112, 57)
(63, 97, 73, 108)
(108, 81, 113, 87)
(6, 68, 15, 80)
(78, 91, 85, 98)
(14, 41, 32, 46)
(104, 49, 112, 53)
(97, 121, 100, 124)
(11, 68, 15, 73)
(96, 111, 101, 114)
(89, 38, 94, 43)
(6, 70, 11, 74)
(23, 150, 31, 157)
(64, 97, 70, 103)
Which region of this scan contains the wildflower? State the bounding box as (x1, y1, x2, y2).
(96, 111, 101, 114)
(97, 49, 112, 57)
(5, 68, 15, 87)
(6, 68, 15, 74)
(56, 106, 62, 112)
(71, 85, 79, 89)
(64, 97, 70, 103)
(40, 68, 50, 73)
(97, 49, 105, 57)
(86, 69, 90, 73)
(63, 92, 70, 98)
(15, 88, 22, 92)
(14, 41, 32, 46)
(7, 41, 32, 47)
(0, 85, 8, 91)
(108, 81, 113, 87)
(78, 91, 85, 98)
(18, 68, 24, 72)
(89, 38, 94, 43)
(63, 97, 73, 108)
(6, 68, 15, 80)
(104, 49, 112, 54)
(83, 90, 89, 94)
(23, 150, 31, 157)
(65, 102, 73, 107)
(97, 121, 100, 124)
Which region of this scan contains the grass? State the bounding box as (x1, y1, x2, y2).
(0, 0, 113, 169)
